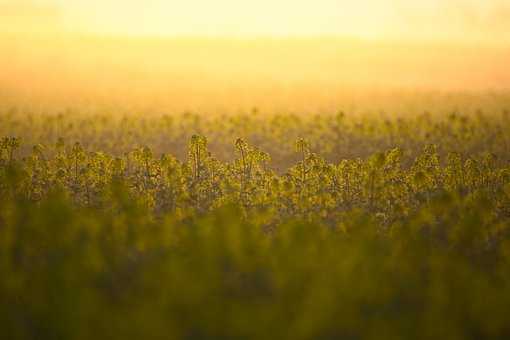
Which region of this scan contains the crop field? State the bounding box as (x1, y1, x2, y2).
(2, 1, 510, 339)
(1, 91, 510, 339)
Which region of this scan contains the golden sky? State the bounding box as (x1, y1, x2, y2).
(1, 0, 509, 108)
(1, 0, 510, 42)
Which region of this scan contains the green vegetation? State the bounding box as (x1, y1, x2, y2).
(1, 100, 510, 339)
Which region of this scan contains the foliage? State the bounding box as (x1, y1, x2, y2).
(1, 104, 510, 339)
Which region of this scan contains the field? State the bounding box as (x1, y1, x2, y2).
(2, 2, 510, 335)
(1, 90, 510, 339)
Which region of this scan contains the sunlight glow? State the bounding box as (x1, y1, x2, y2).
(1, 0, 509, 109)
(1, 0, 509, 42)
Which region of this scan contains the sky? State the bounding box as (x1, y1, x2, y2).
(1, 0, 510, 42)
(1, 0, 510, 107)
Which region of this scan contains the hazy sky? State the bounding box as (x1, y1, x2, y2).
(3, 0, 510, 41)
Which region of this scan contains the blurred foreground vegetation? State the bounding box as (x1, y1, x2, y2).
(1, 100, 510, 339)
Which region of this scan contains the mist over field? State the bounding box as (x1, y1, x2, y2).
(1, 0, 510, 112)
(2, 36, 510, 112)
